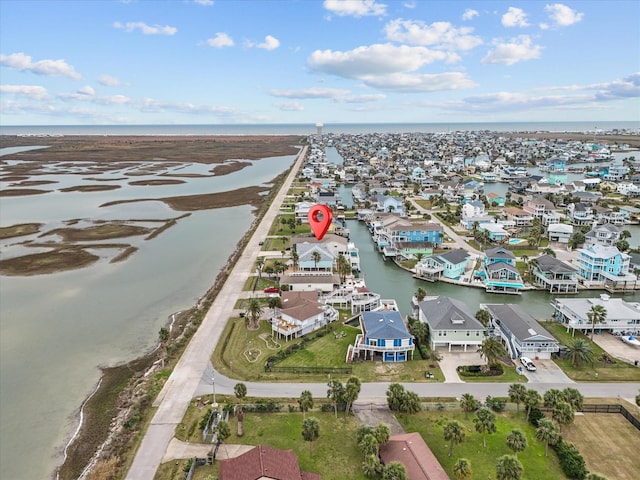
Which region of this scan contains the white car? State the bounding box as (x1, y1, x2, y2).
(520, 357, 537, 371)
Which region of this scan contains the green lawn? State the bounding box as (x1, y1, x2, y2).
(542, 321, 640, 382)
(399, 410, 567, 480)
(174, 409, 366, 480)
(458, 364, 528, 383)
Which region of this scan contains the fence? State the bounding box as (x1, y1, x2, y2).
(264, 365, 352, 374)
(580, 404, 640, 431)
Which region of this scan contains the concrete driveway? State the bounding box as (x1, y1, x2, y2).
(437, 349, 485, 383)
(520, 358, 574, 384)
(591, 332, 640, 365)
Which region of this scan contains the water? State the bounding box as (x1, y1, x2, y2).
(2, 121, 638, 137)
(0, 149, 297, 479)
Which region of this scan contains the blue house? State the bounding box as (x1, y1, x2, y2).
(574, 244, 636, 288)
(349, 309, 415, 362)
(415, 248, 470, 281)
(482, 247, 524, 294)
(389, 221, 443, 245)
(296, 243, 334, 272)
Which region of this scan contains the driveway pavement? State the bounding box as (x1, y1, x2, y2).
(591, 332, 640, 365)
(437, 350, 485, 383)
(520, 358, 574, 383)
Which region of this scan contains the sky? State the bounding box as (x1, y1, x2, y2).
(0, 0, 639, 126)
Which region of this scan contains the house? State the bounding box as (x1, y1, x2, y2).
(504, 207, 534, 227)
(296, 243, 334, 272)
(279, 273, 340, 293)
(414, 248, 470, 282)
(459, 201, 493, 229)
(530, 254, 579, 293)
(583, 223, 621, 248)
(523, 196, 560, 225)
(568, 202, 595, 226)
(219, 445, 321, 480)
(417, 296, 486, 352)
(294, 201, 315, 223)
(483, 304, 560, 359)
(292, 234, 360, 272)
(482, 247, 525, 294)
(487, 192, 506, 206)
(479, 223, 510, 242)
(379, 432, 449, 480)
(553, 295, 640, 336)
(547, 223, 572, 244)
(573, 244, 636, 289)
(348, 305, 415, 362)
(593, 207, 627, 226)
(271, 291, 333, 341)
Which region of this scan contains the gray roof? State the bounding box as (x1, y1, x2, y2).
(555, 297, 640, 322)
(418, 296, 484, 331)
(484, 304, 557, 343)
(534, 254, 577, 274)
(362, 311, 411, 339)
(486, 262, 519, 274)
(437, 248, 470, 265)
(485, 247, 516, 259)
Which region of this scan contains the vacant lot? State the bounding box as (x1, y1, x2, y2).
(563, 413, 639, 480)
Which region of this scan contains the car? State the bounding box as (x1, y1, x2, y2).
(520, 357, 537, 371)
(263, 286, 280, 293)
(258, 241, 264, 246)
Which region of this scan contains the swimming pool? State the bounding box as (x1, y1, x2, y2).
(508, 238, 526, 245)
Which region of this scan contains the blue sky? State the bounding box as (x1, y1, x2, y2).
(1, 0, 638, 125)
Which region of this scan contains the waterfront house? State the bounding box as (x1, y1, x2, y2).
(279, 273, 340, 293)
(482, 247, 524, 294)
(296, 242, 334, 272)
(553, 295, 640, 336)
(617, 182, 640, 196)
(379, 433, 449, 480)
(593, 207, 627, 226)
(548, 223, 573, 244)
(271, 291, 332, 341)
(583, 223, 622, 248)
(523, 196, 560, 225)
(530, 254, 578, 293)
(487, 192, 506, 207)
(348, 305, 415, 362)
(417, 296, 485, 352)
(219, 445, 321, 480)
(572, 244, 636, 290)
(568, 202, 595, 226)
(414, 248, 470, 281)
(483, 303, 560, 359)
(504, 206, 534, 227)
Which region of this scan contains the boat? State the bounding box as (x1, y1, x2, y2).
(621, 335, 640, 347)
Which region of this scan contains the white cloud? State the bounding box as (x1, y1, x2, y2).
(357, 72, 476, 92)
(256, 35, 280, 50)
(275, 102, 304, 111)
(98, 74, 124, 87)
(309, 43, 449, 78)
(77, 85, 95, 96)
(206, 32, 234, 48)
(481, 35, 542, 65)
(462, 9, 478, 21)
(323, 0, 386, 17)
(0, 52, 81, 79)
(269, 87, 385, 103)
(384, 19, 483, 51)
(502, 7, 529, 27)
(113, 21, 177, 35)
(194, 0, 214, 5)
(544, 3, 584, 27)
(0, 84, 49, 100)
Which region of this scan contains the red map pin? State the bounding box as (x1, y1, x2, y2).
(308, 204, 332, 241)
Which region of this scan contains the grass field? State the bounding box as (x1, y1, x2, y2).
(563, 413, 640, 480)
(399, 410, 567, 480)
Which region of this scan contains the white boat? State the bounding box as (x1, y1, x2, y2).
(621, 335, 640, 347)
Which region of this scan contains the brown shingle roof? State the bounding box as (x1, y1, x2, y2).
(379, 433, 450, 480)
(219, 445, 321, 480)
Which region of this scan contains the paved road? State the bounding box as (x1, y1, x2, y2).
(125, 146, 308, 480)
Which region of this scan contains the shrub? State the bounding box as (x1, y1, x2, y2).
(553, 440, 588, 479)
(485, 396, 506, 412)
(528, 407, 544, 427)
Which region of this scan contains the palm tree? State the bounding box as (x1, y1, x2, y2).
(298, 390, 314, 419)
(478, 337, 507, 369)
(245, 297, 262, 330)
(495, 455, 523, 480)
(452, 458, 472, 480)
(301, 417, 320, 454)
(552, 401, 575, 432)
(562, 387, 584, 411)
(443, 420, 465, 457)
(382, 461, 408, 480)
(475, 309, 491, 327)
(506, 429, 527, 458)
(523, 389, 541, 422)
(359, 433, 378, 457)
(327, 379, 345, 418)
(386, 383, 406, 412)
(543, 388, 564, 409)
(256, 256, 264, 282)
(474, 407, 497, 448)
(233, 383, 247, 402)
(459, 393, 478, 419)
(508, 384, 527, 414)
(587, 304, 607, 340)
(374, 423, 390, 449)
(415, 287, 427, 302)
(566, 338, 594, 367)
(336, 253, 351, 283)
(291, 248, 299, 271)
(536, 418, 560, 456)
(311, 250, 321, 271)
(343, 376, 361, 419)
(158, 327, 170, 369)
(361, 454, 383, 479)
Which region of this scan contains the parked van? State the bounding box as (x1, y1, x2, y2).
(520, 357, 537, 371)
